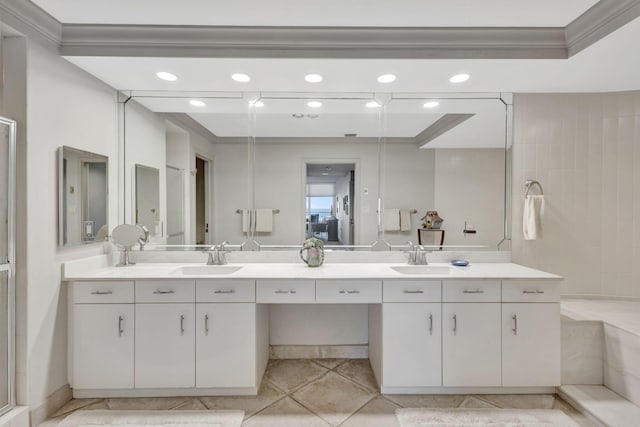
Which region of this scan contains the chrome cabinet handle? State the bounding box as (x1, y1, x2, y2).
(453, 314, 457, 334)
(180, 315, 185, 335)
(512, 314, 518, 335)
(118, 316, 124, 337)
(214, 289, 235, 294)
(463, 289, 484, 294)
(204, 314, 209, 335)
(428, 314, 433, 335)
(275, 290, 296, 294)
(91, 290, 113, 295)
(153, 290, 175, 295)
(403, 290, 424, 294)
(339, 290, 360, 294)
(523, 290, 544, 294)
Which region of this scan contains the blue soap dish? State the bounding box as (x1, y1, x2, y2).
(451, 260, 470, 267)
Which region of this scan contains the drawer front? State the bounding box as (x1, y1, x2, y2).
(502, 280, 561, 302)
(73, 281, 134, 303)
(383, 280, 441, 302)
(256, 279, 315, 303)
(316, 280, 382, 303)
(442, 280, 501, 302)
(196, 279, 256, 303)
(135, 280, 195, 303)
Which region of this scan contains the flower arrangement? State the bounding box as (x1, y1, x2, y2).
(303, 237, 324, 249)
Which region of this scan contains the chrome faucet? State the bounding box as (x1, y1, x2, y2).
(204, 241, 230, 265)
(407, 241, 428, 265)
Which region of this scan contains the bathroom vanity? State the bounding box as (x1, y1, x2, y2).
(64, 261, 561, 398)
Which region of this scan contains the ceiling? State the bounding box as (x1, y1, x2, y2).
(32, 0, 597, 27)
(307, 164, 354, 179)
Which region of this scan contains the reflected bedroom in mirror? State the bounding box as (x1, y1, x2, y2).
(57, 146, 108, 247)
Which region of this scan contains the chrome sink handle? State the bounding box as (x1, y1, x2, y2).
(203, 241, 231, 265)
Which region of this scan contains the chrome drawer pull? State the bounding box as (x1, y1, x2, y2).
(204, 314, 209, 335)
(91, 290, 113, 295)
(428, 314, 433, 335)
(403, 290, 424, 294)
(512, 314, 518, 335)
(463, 289, 485, 294)
(339, 290, 361, 294)
(523, 290, 545, 294)
(153, 290, 175, 295)
(180, 315, 185, 335)
(275, 290, 297, 294)
(118, 316, 124, 336)
(214, 289, 236, 294)
(453, 314, 457, 334)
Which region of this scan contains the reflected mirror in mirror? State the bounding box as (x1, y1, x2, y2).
(135, 164, 161, 238)
(58, 146, 109, 246)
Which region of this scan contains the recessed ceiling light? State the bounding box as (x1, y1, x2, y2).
(249, 100, 264, 108)
(156, 71, 177, 81)
(305, 74, 323, 83)
(307, 101, 322, 108)
(449, 73, 470, 83)
(423, 101, 440, 108)
(189, 100, 206, 107)
(377, 74, 396, 83)
(231, 73, 251, 82)
(321, 172, 330, 176)
(366, 101, 381, 108)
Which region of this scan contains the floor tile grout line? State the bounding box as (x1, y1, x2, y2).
(335, 393, 379, 427)
(331, 367, 380, 394)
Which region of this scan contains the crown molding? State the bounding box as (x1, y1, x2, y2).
(415, 114, 474, 148)
(59, 25, 568, 59)
(158, 113, 218, 142)
(0, 0, 61, 49)
(565, 0, 640, 56)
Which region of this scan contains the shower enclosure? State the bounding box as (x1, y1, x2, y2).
(0, 116, 16, 415)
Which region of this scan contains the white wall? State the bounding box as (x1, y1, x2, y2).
(124, 101, 166, 242)
(24, 42, 119, 411)
(433, 148, 506, 247)
(166, 130, 190, 244)
(512, 92, 640, 297)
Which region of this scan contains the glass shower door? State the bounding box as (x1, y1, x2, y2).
(0, 117, 16, 414)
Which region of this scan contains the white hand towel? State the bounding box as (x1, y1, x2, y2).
(255, 209, 273, 233)
(523, 195, 544, 240)
(383, 209, 400, 231)
(399, 209, 412, 232)
(241, 210, 250, 233)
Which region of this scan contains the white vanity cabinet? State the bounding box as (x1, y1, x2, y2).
(501, 280, 561, 387)
(70, 281, 135, 390)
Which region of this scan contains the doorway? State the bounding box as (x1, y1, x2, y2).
(305, 163, 356, 246)
(194, 157, 209, 245)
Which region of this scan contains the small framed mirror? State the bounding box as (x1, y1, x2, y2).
(58, 146, 109, 246)
(135, 164, 161, 237)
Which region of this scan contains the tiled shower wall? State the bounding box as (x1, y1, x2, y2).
(512, 92, 640, 297)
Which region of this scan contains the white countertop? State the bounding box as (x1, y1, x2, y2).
(63, 262, 562, 281)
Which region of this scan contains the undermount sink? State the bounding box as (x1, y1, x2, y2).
(390, 266, 452, 275)
(171, 265, 243, 275)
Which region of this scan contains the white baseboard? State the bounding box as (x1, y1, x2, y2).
(73, 387, 258, 399)
(30, 385, 72, 427)
(269, 345, 368, 359)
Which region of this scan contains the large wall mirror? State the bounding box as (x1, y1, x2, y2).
(121, 92, 511, 250)
(57, 146, 109, 246)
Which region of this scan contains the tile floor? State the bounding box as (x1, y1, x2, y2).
(44, 359, 599, 427)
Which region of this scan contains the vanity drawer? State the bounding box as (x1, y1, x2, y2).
(196, 279, 256, 303)
(442, 280, 501, 302)
(256, 279, 315, 303)
(502, 280, 561, 302)
(135, 280, 195, 303)
(316, 280, 382, 303)
(73, 281, 134, 304)
(383, 280, 441, 302)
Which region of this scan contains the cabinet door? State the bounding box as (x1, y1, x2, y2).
(442, 303, 501, 387)
(135, 303, 195, 388)
(73, 304, 134, 389)
(196, 303, 256, 388)
(502, 303, 560, 386)
(383, 303, 441, 387)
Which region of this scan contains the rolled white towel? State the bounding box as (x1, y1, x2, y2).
(523, 195, 544, 240)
